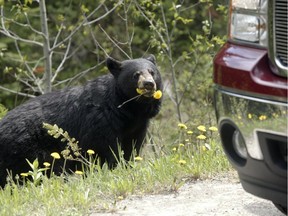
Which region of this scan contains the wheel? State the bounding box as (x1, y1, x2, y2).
(273, 202, 287, 215)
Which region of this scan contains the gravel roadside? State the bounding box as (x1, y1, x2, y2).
(95, 172, 284, 216)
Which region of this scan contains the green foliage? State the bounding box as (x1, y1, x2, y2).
(43, 123, 82, 160)
(23, 159, 48, 186)
(0, 104, 7, 119)
(0, 122, 230, 215)
(0, 0, 228, 113)
(0, 3, 232, 212)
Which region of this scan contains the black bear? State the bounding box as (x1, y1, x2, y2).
(0, 55, 162, 187)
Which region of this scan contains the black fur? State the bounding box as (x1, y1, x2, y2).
(0, 55, 162, 187)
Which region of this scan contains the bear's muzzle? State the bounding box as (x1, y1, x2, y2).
(137, 70, 156, 97)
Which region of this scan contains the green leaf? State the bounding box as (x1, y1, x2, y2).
(25, 159, 34, 170)
(32, 159, 39, 169)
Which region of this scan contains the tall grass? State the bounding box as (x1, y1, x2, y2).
(0, 122, 230, 215)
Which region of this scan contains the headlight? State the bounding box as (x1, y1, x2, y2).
(229, 0, 268, 47)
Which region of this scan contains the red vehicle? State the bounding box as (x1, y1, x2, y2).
(213, 0, 287, 214)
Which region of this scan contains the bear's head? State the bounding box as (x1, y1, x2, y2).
(106, 55, 162, 102)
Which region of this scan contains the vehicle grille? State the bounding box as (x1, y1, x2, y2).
(274, 0, 288, 67)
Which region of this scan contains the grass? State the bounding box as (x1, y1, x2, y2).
(0, 122, 231, 215)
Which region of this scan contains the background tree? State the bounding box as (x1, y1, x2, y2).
(0, 0, 228, 142)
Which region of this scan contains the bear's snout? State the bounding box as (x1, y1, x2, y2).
(143, 80, 155, 90)
(137, 71, 156, 97)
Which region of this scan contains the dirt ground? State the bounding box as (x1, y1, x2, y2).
(95, 172, 284, 216)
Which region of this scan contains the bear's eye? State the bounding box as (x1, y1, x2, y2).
(149, 70, 155, 76)
(133, 71, 141, 80)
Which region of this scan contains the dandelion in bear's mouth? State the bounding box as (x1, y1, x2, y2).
(136, 88, 162, 100)
(136, 88, 146, 95)
(153, 90, 162, 99)
(118, 88, 162, 108)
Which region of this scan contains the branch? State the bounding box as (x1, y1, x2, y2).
(14, 40, 45, 94)
(39, 0, 52, 93)
(14, 41, 35, 79)
(178, 57, 200, 105)
(52, 23, 64, 48)
(85, 17, 108, 60)
(134, 2, 167, 53)
(122, 0, 134, 57)
(53, 63, 103, 87)
(99, 24, 131, 59)
(0, 12, 44, 36)
(0, 6, 43, 47)
(0, 85, 35, 98)
(84, 1, 123, 26)
(159, 3, 182, 122)
(23, 11, 44, 36)
(14, 74, 38, 93)
(51, 3, 105, 50)
(51, 38, 72, 82)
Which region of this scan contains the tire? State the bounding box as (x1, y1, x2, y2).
(273, 202, 287, 215)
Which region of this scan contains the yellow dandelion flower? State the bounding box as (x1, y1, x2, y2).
(259, 115, 267, 121)
(172, 147, 177, 151)
(153, 90, 162, 99)
(118, 196, 124, 200)
(197, 125, 206, 132)
(272, 113, 279, 118)
(50, 152, 61, 159)
(136, 88, 145, 95)
(197, 134, 206, 140)
(179, 143, 185, 147)
(134, 156, 143, 161)
(75, 170, 84, 175)
(43, 162, 51, 167)
(208, 126, 218, 132)
(187, 130, 193, 135)
(87, 149, 95, 155)
(178, 123, 187, 130)
(20, 173, 29, 177)
(248, 113, 252, 119)
(185, 139, 190, 142)
(178, 160, 187, 165)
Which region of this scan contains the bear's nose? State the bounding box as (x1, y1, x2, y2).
(143, 80, 155, 90)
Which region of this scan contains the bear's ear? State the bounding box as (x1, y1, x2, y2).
(145, 54, 156, 65)
(106, 57, 122, 76)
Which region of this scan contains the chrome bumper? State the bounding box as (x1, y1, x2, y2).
(214, 86, 287, 206)
(214, 86, 287, 161)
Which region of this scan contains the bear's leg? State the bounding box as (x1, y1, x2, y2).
(122, 127, 147, 161)
(0, 163, 7, 188)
